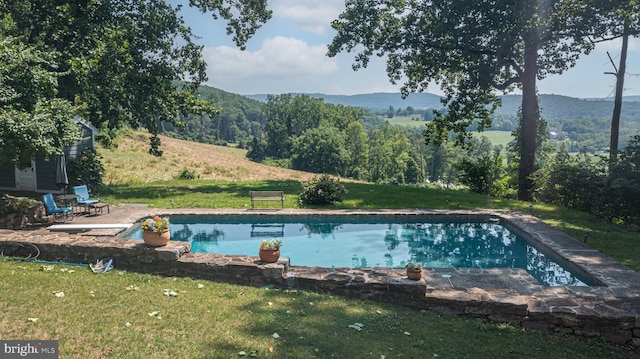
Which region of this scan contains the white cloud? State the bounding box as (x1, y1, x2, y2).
(271, 0, 345, 35)
(592, 37, 640, 53)
(202, 36, 338, 92)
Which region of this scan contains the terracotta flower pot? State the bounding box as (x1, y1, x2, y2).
(259, 249, 280, 263)
(406, 269, 422, 281)
(143, 230, 170, 247)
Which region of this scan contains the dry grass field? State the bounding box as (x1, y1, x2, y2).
(100, 132, 314, 185)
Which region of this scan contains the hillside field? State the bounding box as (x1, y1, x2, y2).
(384, 116, 515, 148)
(100, 132, 314, 185)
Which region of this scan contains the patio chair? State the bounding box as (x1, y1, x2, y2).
(73, 185, 109, 215)
(42, 193, 73, 222)
(72, 185, 100, 213)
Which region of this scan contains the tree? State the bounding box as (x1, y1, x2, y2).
(328, 0, 614, 200)
(344, 121, 370, 180)
(262, 94, 363, 159)
(291, 126, 349, 176)
(0, 0, 271, 158)
(456, 150, 506, 196)
(600, 2, 640, 167)
(0, 21, 78, 168)
(367, 122, 411, 183)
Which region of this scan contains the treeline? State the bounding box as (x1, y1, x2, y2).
(158, 86, 639, 155)
(159, 86, 266, 147)
(366, 106, 639, 153)
(246, 94, 491, 185)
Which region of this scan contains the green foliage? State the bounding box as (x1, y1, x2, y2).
(404, 157, 420, 184)
(0, 194, 38, 215)
(534, 136, 640, 224)
(456, 150, 508, 197)
(66, 148, 104, 191)
(0, 0, 271, 154)
(602, 136, 640, 223)
(175, 169, 197, 180)
(0, 27, 79, 168)
(162, 85, 266, 145)
(368, 122, 412, 183)
(299, 175, 347, 205)
(261, 94, 364, 160)
(534, 147, 602, 211)
(327, 0, 633, 200)
(291, 126, 349, 175)
(148, 135, 163, 157)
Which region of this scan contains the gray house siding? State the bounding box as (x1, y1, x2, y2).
(67, 123, 95, 158)
(35, 156, 59, 192)
(0, 118, 98, 193)
(0, 166, 16, 187)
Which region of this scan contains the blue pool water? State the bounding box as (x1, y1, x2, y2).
(123, 214, 593, 286)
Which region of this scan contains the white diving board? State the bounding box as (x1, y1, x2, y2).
(47, 223, 133, 233)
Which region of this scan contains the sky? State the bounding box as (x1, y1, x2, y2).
(173, 0, 640, 99)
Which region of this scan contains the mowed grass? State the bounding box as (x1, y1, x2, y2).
(0, 261, 633, 358)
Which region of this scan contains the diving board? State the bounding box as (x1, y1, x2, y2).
(47, 223, 133, 233)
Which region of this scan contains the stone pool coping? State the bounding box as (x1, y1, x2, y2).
(1, 206, 639, 345)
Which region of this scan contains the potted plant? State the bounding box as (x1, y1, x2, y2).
(259, 238, 282, 263)
(405, 262, 422, 280)
(141, 214, 170, 247)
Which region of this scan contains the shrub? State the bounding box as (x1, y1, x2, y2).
(455, 150, 507, 196)
(176, 169, 197, 180)
(67, 148, 104, 191)
(299, 174, 347, 205)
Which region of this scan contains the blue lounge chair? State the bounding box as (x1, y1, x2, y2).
(72, 185, 103, 214)
(42, 193, 73, 222)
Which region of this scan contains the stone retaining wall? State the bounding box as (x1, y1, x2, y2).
(1, 233, 638, 346)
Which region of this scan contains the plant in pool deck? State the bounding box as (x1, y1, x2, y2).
(141, 214, 170, 234)
(259, 238, 282, 263)
(260, 238, 282, 250)
(405, 262, 422, 280)
(405, 262, 422, 271)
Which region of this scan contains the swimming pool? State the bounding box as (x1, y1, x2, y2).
(123, 214, 594, 286)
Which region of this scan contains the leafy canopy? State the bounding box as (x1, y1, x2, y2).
(0, 18, 78, 167)
(327, 0, 621, 200)
(0, 0, 271, 164)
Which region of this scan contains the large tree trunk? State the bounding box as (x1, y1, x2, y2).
(609, 23, 629, 167)
(518, 36, 540, 201)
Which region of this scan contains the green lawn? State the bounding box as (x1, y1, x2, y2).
(0, 260, 634, 358)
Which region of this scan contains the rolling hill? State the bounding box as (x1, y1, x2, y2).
(245, 91, 640, 122)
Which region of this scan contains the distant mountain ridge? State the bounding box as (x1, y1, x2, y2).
(245, 92, 640, 120)
(245, 92, 444, 110)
